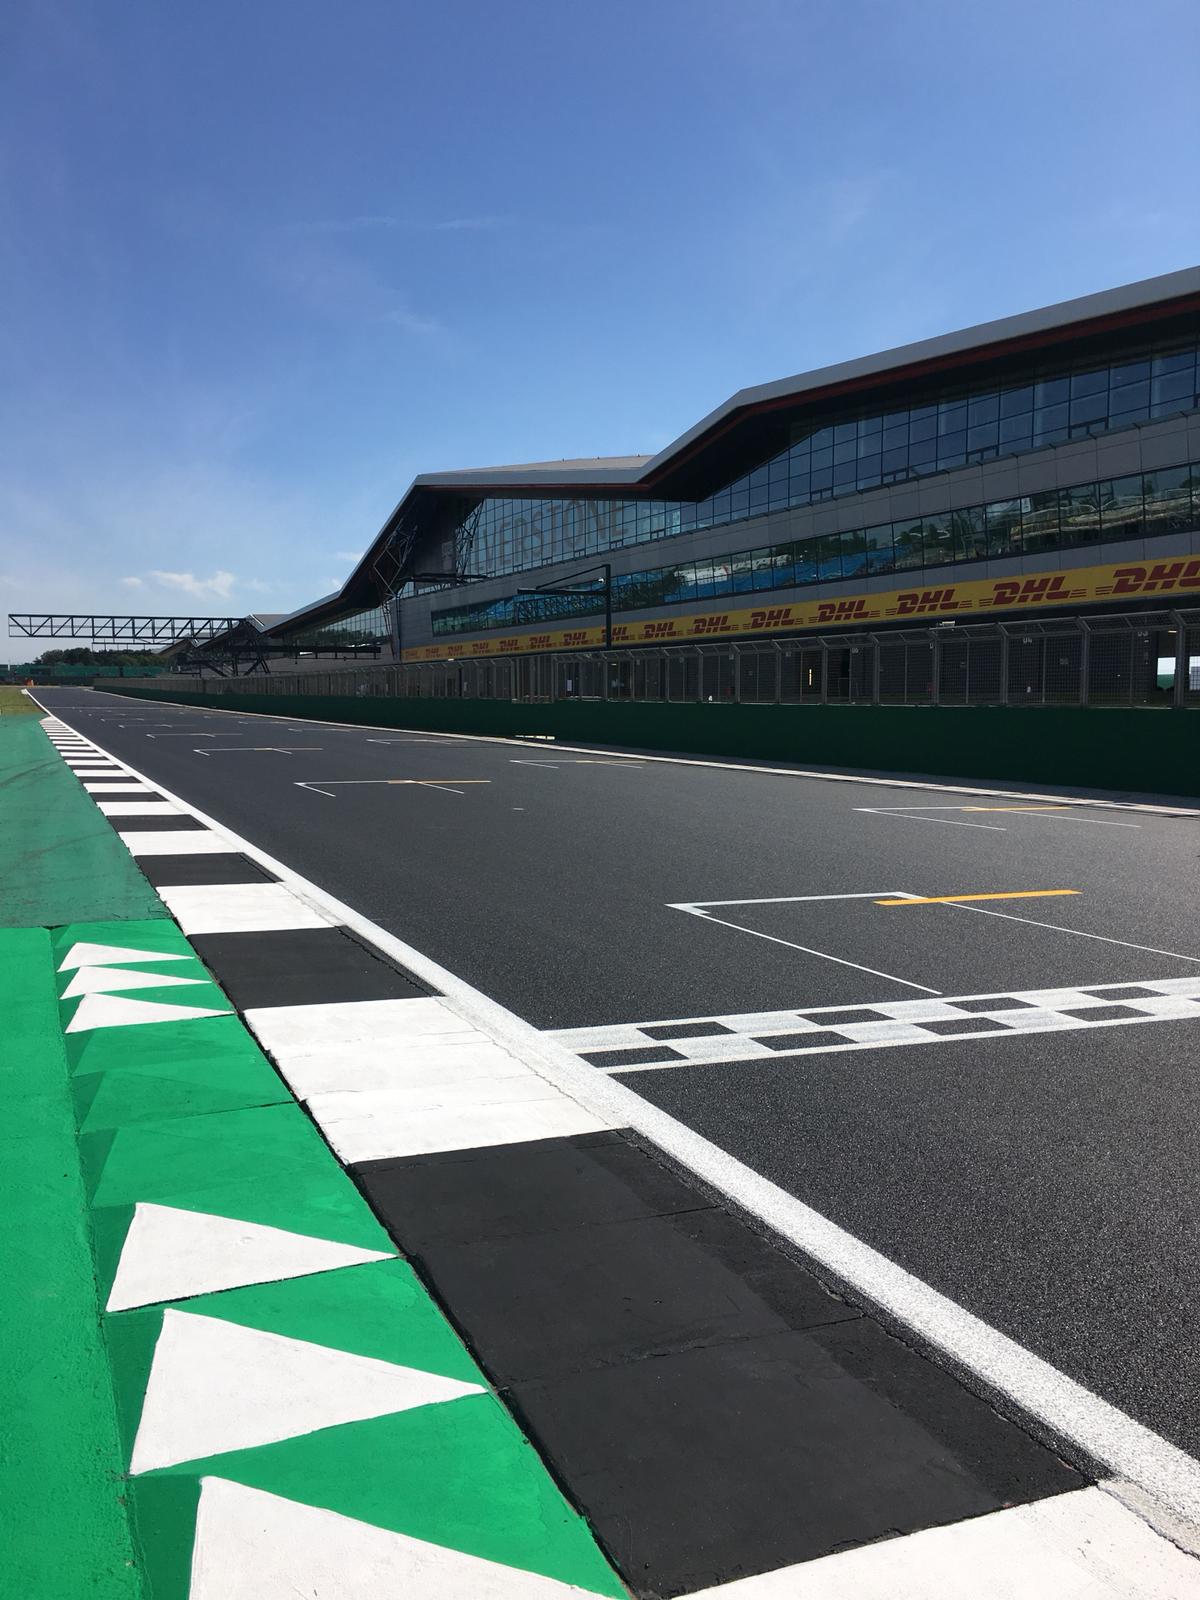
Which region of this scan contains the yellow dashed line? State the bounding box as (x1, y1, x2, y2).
(875, 890, 1080, 906)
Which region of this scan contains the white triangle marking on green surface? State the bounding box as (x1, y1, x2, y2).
(65, 992, 228, 1033)
(61, 966, 208, 999)
(188, 1479, 603, 1598)
(59, 940, 191, 971)
(130, 1311, 483, 1474)
(107, 1204, 394, 1313)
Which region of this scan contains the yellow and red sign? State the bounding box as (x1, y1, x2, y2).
(402, 556, 1200, 663)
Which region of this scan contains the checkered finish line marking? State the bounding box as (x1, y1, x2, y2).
(551, 978, 1200, 1073)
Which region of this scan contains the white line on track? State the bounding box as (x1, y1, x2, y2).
(858, 803, 1142, 831)
(858, 807, 1006, 831)
(671, 891, 914, 910)
(195, 746, 322, 756)
(674, 904, 943, 995)
(79, 688, 1199, 814)
(1001, 811, 1141, 829)
(943, 900, 1200, 966)
(36, 693, 1200, 1552)
(511, 757, 644, 768)
(293, 778, 489, 797)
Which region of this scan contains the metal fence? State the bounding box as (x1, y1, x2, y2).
(127, 610, 1200, 710)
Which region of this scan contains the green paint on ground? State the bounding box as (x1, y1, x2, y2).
(0, 927, 142, 1598)
(58, 956, 215, 994)
(84, 1101, 368, 1213)
(123, 1478, 199, 1600)
(0, 720, 161, 928)
(0, 803, 627, 1597)
(64, 1011, 273, 1080)
(103, 1259, 482, 1465)
(110, 1259, 481, 1385)
(152, 1397, 626, 1596)
(61, 985, 234, 1034)
(51, 918, 196, 965)
(73, 1047, 290, 1132)
(61, 980, 234, 1027)
(89, 1172, 396, 1309)
(83, 1102, 393, 1285)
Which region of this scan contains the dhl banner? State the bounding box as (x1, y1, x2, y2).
(402, 556, 1200, 663)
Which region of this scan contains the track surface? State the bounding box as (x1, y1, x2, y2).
(38, 688, 1200, 1465)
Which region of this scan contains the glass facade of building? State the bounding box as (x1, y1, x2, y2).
(433, 459, 1199, 636)
(458, 338, 1200, 582)
(291, 605, 392, 647)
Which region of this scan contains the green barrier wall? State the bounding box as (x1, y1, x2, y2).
(104, 685, 1200, 797)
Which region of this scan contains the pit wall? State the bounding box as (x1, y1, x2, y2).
(101, 683, 1199, 798)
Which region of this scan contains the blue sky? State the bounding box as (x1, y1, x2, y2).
(2, 0, 1198, 657)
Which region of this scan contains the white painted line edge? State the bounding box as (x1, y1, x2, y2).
(670, 891, 907, 910)
(674, 903, 943, 995)
(72, 685, 1200, 814)
(39, 696, 1200, 1556)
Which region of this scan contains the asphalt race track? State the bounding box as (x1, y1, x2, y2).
(38, 686, 1200, 1473)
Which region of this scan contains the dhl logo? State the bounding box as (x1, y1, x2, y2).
(1112, 560, 1200, 593)
(895, 588, 963, 615)
(816, 598, 869, 624)
(403, 555, 1197, 662)
(988, 575, 1069, 606)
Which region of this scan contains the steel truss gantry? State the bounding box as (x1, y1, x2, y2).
(7, 614, 243, 643)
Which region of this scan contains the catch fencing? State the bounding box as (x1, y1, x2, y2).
(127, 610, 1200, 710)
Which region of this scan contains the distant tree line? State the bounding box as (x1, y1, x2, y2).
(34, 647, 164, 667)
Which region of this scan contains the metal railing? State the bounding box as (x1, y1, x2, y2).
(118, 610, 1200, 710)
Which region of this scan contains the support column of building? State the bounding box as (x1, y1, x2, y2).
(1171, 612, 1189, 708)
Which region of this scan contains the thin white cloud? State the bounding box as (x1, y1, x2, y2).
(386, 307, 446, 338)
(120, 575, 143, 588)
(266, 242, 452, 349)
(0, 464, 341, 657)
(334, 550, 361, 562)
(148, 569, 237, 601)
(826, 175, 882, 243)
